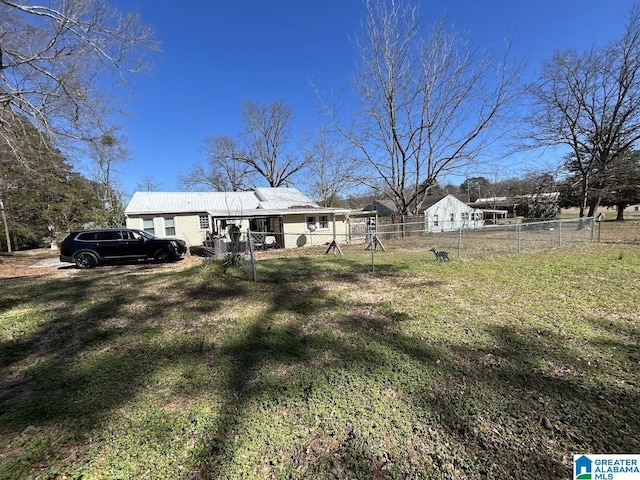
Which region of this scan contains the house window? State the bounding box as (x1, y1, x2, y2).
(199, 214, 210, 230)
(450, 213, 455, 223)
(319, 215, 329, 229)
(306, 216, 317, 231)
(433, 214, 439, 227)
(143, 218, 155, 235)
(164, 217, 175, 236)
(462, 212, 469, 221)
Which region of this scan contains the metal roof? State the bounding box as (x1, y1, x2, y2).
(125, 191, 259, 215)
(124, 188, 337, 217)
(254, 187, 317, 210)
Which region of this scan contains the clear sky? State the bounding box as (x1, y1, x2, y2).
(108, 0, 638, 198)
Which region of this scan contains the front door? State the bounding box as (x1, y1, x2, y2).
(270, 216, 284, 248)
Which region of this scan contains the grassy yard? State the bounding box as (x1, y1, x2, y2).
(0, 242, 639, 479)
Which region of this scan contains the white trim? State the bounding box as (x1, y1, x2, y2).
(198, 213, 210, 230)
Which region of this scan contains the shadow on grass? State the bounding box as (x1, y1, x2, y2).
(255, 253, 426, 283)
(325, 312, 640, 478)
(1, 255, 638, 479)
(190, 271, 639, 479)
(0, 264, 245, 435)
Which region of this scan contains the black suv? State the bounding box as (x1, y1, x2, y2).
(59, 228, 188, 268)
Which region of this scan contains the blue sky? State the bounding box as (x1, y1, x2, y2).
(108, 0, 638, 197)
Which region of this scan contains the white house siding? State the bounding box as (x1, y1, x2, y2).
(125, 216, 164, 236)
(126, 213, 205, 246)
(281, 213, 349, 248)
(175, 214, 207, 246)
(424, 195, 484, 232)
(126, 216, 143, 231)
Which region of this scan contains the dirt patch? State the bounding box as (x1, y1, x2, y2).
(0, 248, 63, 279)
(0, 249, 203, 280)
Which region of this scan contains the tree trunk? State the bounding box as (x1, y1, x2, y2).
(579, 174, 589, 218)
(616, 203, 626, 221)
(587, 194, 601, 218)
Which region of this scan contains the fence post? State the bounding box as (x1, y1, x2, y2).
(370, 235, 375, 273)
(516, 224, 521, 253)
(558, 220, 562, 247)
(458, 228, 462, 259)
(247, 229, 257, 282)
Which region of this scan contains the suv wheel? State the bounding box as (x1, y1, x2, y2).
(154, 248, 172, 263)
(75, 252, 98, 269)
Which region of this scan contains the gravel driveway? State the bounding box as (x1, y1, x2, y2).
(30, 258, 67, 268)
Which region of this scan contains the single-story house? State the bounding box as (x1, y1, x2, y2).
(124, 187, 351, 249)
(471, 193, 559, 221)
(472, 196, 518, 215)
(420, 194, 484, 232)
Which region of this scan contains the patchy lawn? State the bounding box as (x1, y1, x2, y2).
(0, 242, 638, 479)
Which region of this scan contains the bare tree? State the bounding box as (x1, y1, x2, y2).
(136, 175, 161, 192)
(303, 126, 358, 206)
(192, 100, 307, 190)
(0, 0, 156, 155)
(136, 175, 162, 192)
(321, 0, 520, 217)
(528, 6, 640, 217)
(179, 136, 254, 191)
(88, 132, 128, 226)
(234, 100, 306, 188)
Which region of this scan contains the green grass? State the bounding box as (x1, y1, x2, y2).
(1, 243, 639, 479)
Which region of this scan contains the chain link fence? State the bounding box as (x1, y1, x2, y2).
(595, 219, 640, 243)
(211, 217, 599, 281)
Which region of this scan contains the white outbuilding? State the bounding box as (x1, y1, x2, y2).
(420, 194, 484, 232)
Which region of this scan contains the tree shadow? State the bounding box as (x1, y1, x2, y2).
(0, 265, 245, 436)
(332, 310, 640, 478)
(1, 259, 638, 479)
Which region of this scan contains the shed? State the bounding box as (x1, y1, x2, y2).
(420, 194, 484, 232)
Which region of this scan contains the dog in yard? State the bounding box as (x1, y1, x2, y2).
(430, 247, 450, 262)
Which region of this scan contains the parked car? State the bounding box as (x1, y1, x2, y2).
(59, 228, 187, 268)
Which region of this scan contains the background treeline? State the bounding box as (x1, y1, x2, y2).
(2, 0, 640, 252)
(0, 116, 121, 251)
(2, 116, 639, 252)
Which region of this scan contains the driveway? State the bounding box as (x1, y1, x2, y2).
(0, 249, 200, 279)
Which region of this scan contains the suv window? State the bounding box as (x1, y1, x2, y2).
(77, 232, 98, 241)
(76, 231, 121, 241)
(95, 231, 121, 240)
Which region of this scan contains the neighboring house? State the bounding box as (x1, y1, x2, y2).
(471, 193, 559, 220)
(360, 199, 397, 217)
(420, 194, 484, 232)
(124, 187, 350, 249)
(359, 194, 484, 232)
(471, 196, 519, 216)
